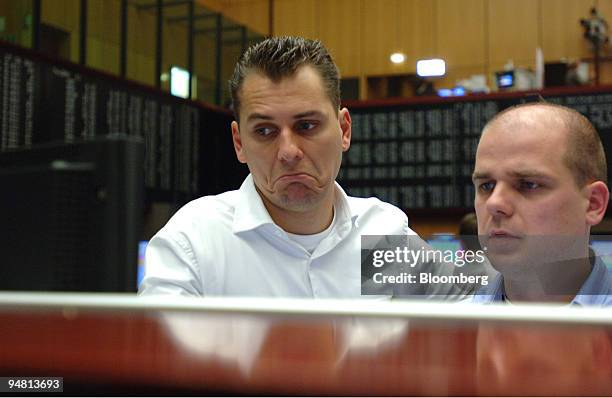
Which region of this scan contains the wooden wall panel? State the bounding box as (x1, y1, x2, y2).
(362, 0, 436, 76)
(434, 0, 486, 89)
(361, 0, 399, 76)
(126, 4, 156, 86)
(399, 0, 436, 64)
(87, 39, 120, 76)
(541, 0, 592, 61)
(196, 0, 269, 35)
(88, 0, 120, 45)
(127, 52, 153, 86)
(318, 0, 361, 77)
(595, 0, 612, 84)
(87, 0, 120, 74)
(595, 0, 612, 26)
(222, 0, 269, 36)
(41, 0, 80, 63)
(41, 0, 74, 32)
(487, 0, 539, 68)
(597, 62, 612, 85)
(273, 0, 317, 39)
(436, 0, 485, 67)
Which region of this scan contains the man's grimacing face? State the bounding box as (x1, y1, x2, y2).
(231, 65, 351, 215)
(472, 108, 595, 273)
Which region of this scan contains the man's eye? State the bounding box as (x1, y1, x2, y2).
(519, 180, 540, 190)
(254, 126, 276, 136)
(478, 181, 495, 192)
(296, 121, 317, 132)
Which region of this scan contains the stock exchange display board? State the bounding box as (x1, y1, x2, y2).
(340, 90, 612, 211)
(0, 40, 238, 203)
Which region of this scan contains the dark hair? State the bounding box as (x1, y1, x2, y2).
(458, 212, 482, 252)
(483, 102, 608, 186)
(228, 36, 341, 122)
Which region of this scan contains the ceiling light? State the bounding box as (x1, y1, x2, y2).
(390, 52, 406, 64)
(416, 58, 446, 77)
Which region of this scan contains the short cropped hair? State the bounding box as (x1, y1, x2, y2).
(228, 36, 341, 122)
(483, 102, 607, 187)
(458, 212, 482, 252)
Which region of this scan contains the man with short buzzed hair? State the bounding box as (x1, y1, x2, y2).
(472, 102, 612, 305)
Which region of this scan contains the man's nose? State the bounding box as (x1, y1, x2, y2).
(485, 184, 514, 217)
(277, 129, 304, 164)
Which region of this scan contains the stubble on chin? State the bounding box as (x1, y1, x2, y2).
(277, 185, 319, 211)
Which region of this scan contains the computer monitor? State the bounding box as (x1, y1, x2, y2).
(427, 234, 463, 253)
(544, 62, 568, 88)
(0, 137, 144, 292)
(138, 240, 148, 289)
(495, 71, 515, 90)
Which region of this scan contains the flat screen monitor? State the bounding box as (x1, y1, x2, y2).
(138, 240, 148, 289)
(0, 137, 144, 292)
(427, 234, 463, 253)
(496, 71, 514, 89)
(544, 62, 568, 88)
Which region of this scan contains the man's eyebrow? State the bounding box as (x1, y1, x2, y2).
(293, 110, 323, 119)
(472, 172, 489, 181)
(472, 170, 552, 181)
(246, 113, 273, 123)
(245, 111, 324, 123)
(509, 170, 552, 179)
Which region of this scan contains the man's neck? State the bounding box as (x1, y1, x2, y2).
(503, 256, 593, 304)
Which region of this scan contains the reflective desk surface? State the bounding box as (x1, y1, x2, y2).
(0, 293, 610, 396)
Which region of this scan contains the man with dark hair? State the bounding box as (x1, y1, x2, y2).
(472, 102, 611, 305)
(140, 36, 465, 298)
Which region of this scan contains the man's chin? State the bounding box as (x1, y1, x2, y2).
(485, 251, 532, 274)
(279, 192, 319, 211)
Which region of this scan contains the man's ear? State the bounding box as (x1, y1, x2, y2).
(585, 181, 609, 226)
(339, 108, 351, 152)
(231, 121, 247, 164)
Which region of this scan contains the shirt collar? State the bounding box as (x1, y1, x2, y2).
(573, 256, 612, 306)
(232, 174, 276, 233)
(232, 174, 358, 234)
(474, 255, 611, 306)
(473, 273, 505, 303)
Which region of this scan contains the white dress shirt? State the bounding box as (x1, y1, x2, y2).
(139, 174, 466, 298)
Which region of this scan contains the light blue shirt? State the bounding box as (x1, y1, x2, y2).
(472, 257, 612, 306)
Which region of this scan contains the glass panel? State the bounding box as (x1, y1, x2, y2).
(219, 18, 265, 107)
(40, 0, 80, 63)
(193, 3, 216, 104)
(161, 0, 189, 94)
(87, 0, 120, 74)
(0, 0, 33, 48)
(219, 17, 241, 107)
(127, 0, 156, 87)
(21, 0, 264, 105)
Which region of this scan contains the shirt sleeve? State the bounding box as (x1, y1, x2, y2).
(138, 231, 203, 297)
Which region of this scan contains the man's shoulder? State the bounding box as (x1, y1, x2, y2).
(471, 274, 504, 304)
(163, 189, 241, 232)
(346, 195, 407, 219)
(344, 195, 408, 235)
